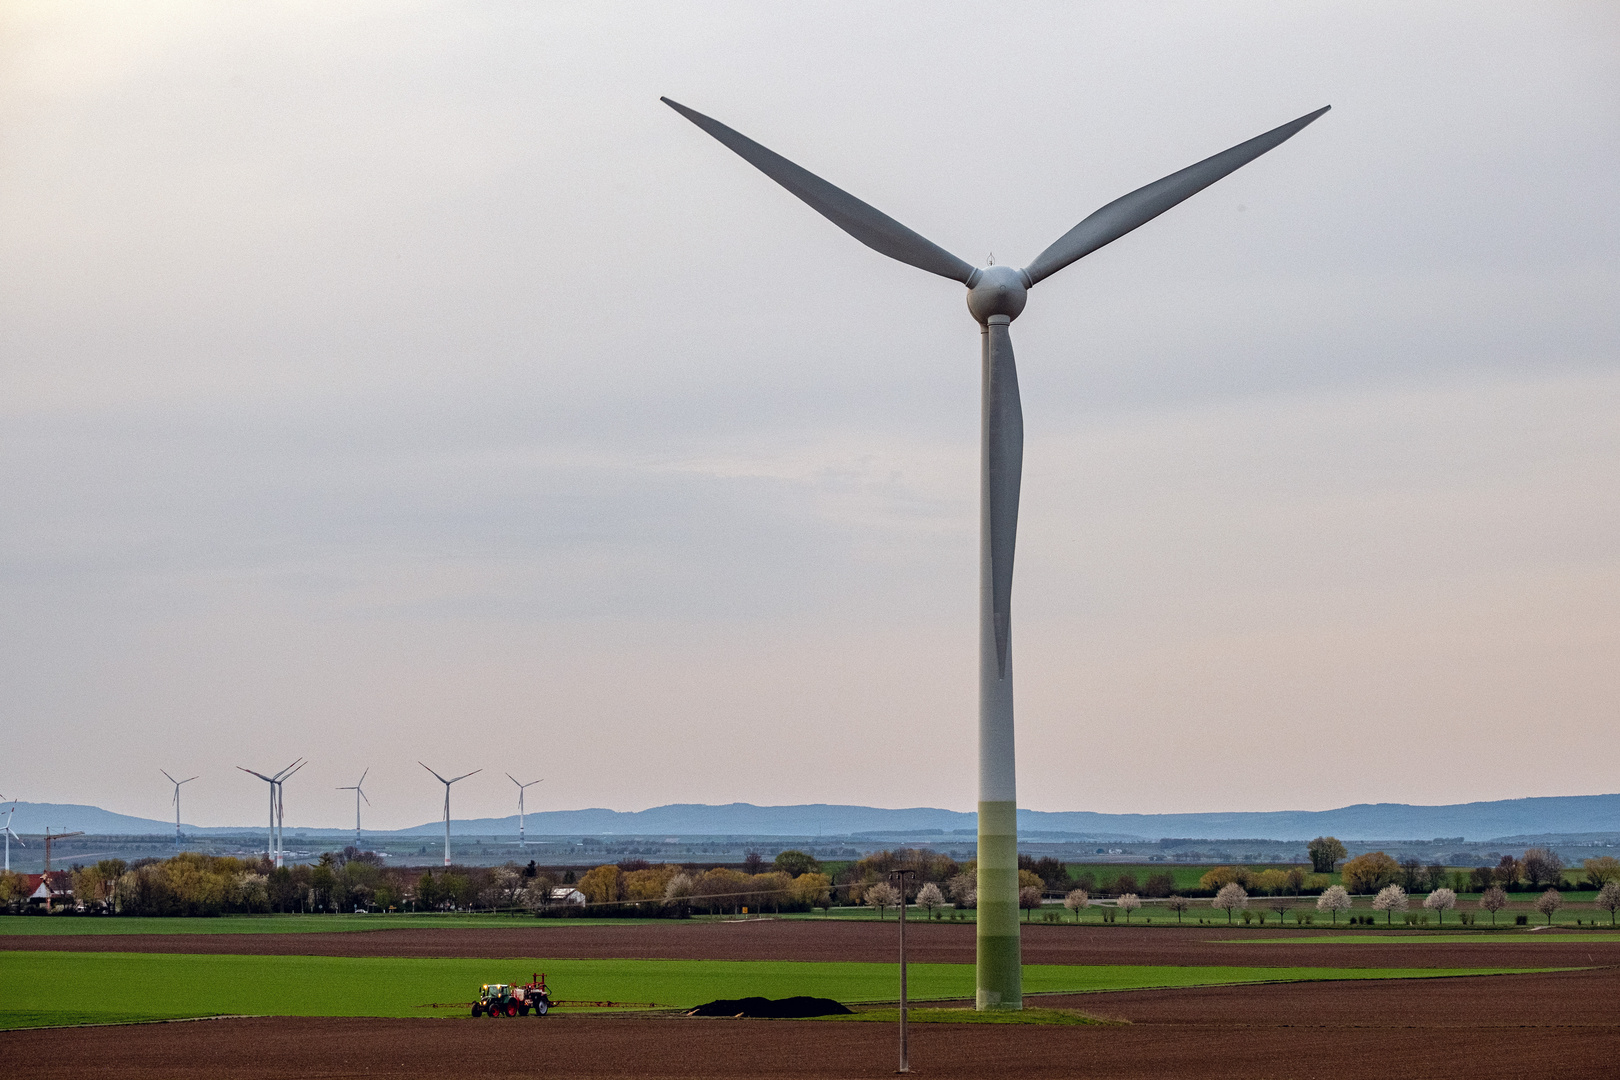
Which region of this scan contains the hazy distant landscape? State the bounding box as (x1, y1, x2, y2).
(6, 795, 1617, 872)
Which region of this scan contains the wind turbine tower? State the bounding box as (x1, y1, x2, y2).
(420, 763, 480, 867)
(337, 769, 370, 847)
(161, 770, 198, 848)
(1, 801, 23, 873)
(275, 760, 305, 864)
(506, 774, 542, 849)
(665, 96, 1328, 1010)
(238, 759, 304, 868)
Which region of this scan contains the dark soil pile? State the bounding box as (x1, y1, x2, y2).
(686, 996, 851, 1018)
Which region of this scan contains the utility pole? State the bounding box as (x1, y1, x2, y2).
(891, 868, 917, 1074)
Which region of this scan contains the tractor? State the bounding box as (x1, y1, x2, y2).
(471, 974, 550, 1017)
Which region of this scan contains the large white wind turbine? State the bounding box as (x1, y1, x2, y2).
(420, 763, 480, 867)
(2, 801, 23, 873)
(337, 769, 370, 847)
(506, 774, 542, 849)
(238, 759, 303, 868)
(275, 760, 304, 864)
(664, 97, 1328, 1011)
(161, 769, 198, 848)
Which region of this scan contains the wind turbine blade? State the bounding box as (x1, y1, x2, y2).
(1022, 106, 1330, 286)
(984, 319, 1023, 678)
(238, 767, 274, 783)
(161, 769, 177, 785)
(419, 762, 450, 785)
(357, 768, 368, 787)
(506, 773, 519, 787)
(662, 97, 977, 285)
(448, 769, 482, 785)
(359, 789, 370, 805)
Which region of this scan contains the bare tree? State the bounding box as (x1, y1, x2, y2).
(916, 881, 944, 918)
(1534, 888, 1564, 926)
(1594, 881, 1620, 926)
(1212, 882, 1248, 924)
(1117, 893, 1142, 923)
(1423, 888, 1456, 925)
(1317, 885, 1351, 924)
(1165, 895, 1191, 923)
(1478, 885, 1509, 925)
(1522, 848, 1565, 889)
(1372, 884, 1408, 925)
(1265, 894, 1295, 925)
(1063, 888, 1090, 923)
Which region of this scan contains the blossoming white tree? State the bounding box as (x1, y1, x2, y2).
(1212, 882, 1248, 924)
(865, 881, 900, 919)
(1317, 884, 1352, 924)
(916, 881, 945, 918)
(1117, 893, 1142, 923)
(1372, 884, 1408, 924)
(1535, 888, 1564, 925)
(1063, 888, 1090, 923)
(1423, 888, 1457, 925)
(1596, 881, 1620, 926)
(1479, 885, 1509, 924)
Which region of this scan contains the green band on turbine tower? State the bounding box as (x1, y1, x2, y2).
(976, 799, 1021, 1010)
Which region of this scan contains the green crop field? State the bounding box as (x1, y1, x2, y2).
(0, 913, 641, 936)
(0, 951, 1564, 1031)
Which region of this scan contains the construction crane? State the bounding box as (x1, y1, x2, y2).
(43, 829, 85, 874)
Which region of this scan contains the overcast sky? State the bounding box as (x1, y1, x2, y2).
(2, 2, 1616, 830)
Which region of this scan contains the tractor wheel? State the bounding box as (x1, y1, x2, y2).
(518, 1003, 529, 1016)
(506, 1002, 520, 1017)
(535, 1000, 548, 1016)
(471, 1004, 482, 1017)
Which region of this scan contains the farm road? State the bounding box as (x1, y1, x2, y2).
(5, 968, 1616, 1079)
(7, 920, 1620, 971)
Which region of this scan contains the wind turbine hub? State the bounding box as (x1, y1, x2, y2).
(965, 264, 1029, 325)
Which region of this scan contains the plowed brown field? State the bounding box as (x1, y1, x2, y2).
(8, 920, 1619, 970)
(6, 921, 1617, 1077)
(6, 969, 1617, 1079)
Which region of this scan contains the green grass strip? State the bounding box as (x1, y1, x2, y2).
(0, 951, 1566, 1031)
(0, 914, 632, 936)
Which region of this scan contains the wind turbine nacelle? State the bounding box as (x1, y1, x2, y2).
(965, 265, 1029, 325)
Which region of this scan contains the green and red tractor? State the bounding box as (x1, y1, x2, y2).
(471, 974, 551, 1017)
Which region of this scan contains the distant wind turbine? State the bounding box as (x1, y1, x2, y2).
(420, 763, 481, 867)
(161, 769, 198, 848)
(506, 774, 543, 849)
(2, 801, 23, 873)
(337, 769, 370, 847)
(664, 96, 1328, 1011)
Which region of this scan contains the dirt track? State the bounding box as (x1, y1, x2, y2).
(7, 969, 1617, 1079)
(8, 920, 1619, 971)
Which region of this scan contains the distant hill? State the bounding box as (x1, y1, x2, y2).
(9, 794, 1620, 842)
